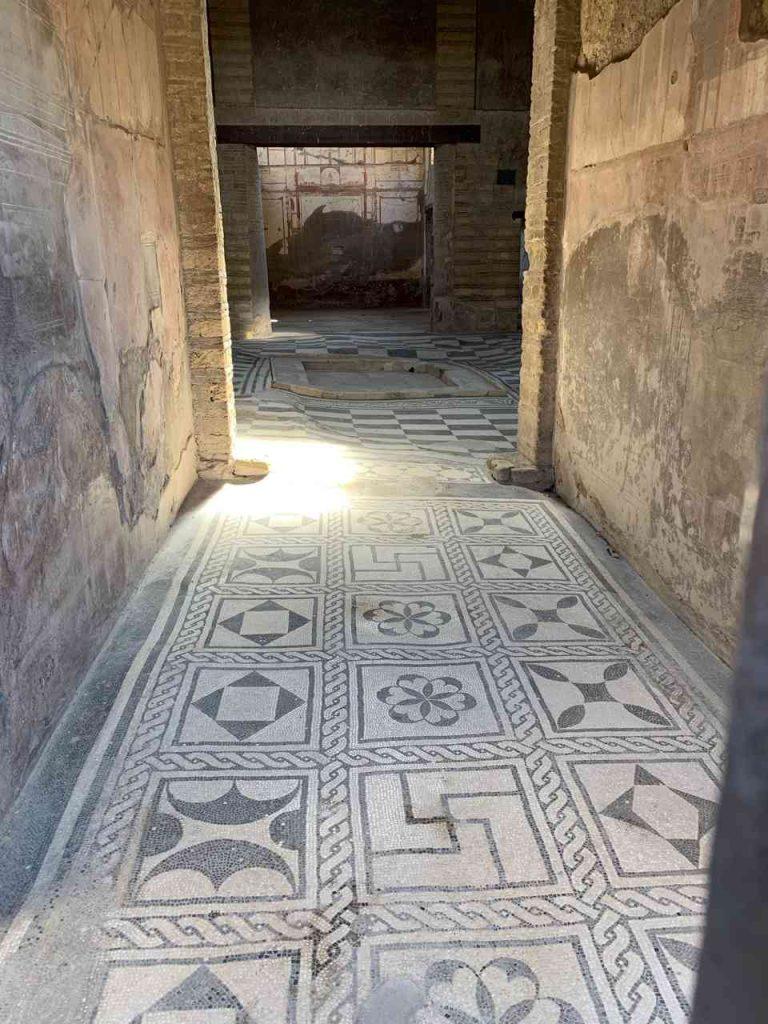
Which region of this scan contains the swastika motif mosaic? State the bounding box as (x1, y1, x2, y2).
(0, 494, 725, 1023)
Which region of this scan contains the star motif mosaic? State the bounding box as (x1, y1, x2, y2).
(0, 489, 726, 1024)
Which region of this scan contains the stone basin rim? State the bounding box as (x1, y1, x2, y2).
(268, 354, 507, 400)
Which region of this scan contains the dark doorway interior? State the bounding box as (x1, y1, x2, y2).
(256, 145, 430, 310)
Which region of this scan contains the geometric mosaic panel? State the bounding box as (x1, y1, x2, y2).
(465, 543, 570, 581)
(488, 592, 610, 644)
(632, 918, 703, 1024)
(345, 544, 452, 582)
(93, 948, 305, 1024)
(566, 757, 720, 886)
(204, 597, 321, 649)
(449, 506, 541, 539)
(170, 665, 319, 747)
(127, 775, 315, 908)
(242, 511, 322, 536)
(222, 544, 323, 585)
(521, 658, 676, 734)
(361, 930, 621, 1023)
(349, 594, 472, 645)
(346, 507, 434, 536)
(352, 660, 504, 745)
(352, 762, 567, 900)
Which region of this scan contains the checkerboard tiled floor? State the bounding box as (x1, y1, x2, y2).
(233, 321, 521, 459)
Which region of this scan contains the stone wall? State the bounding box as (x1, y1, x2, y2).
(554, 0, 768, 660)
(0, 0, 197, 813)
(160, 0, 236, 473)
(207, 0, 535, 331)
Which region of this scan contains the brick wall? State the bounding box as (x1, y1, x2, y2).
(516, 0, 581, 465)
(207, 0, 535, 333)
(433, 118, 527, 332)
(217, 144, 271, 336)
(159, 0, 235, 471)
(432, 0, 530, 332)
(208, 0, 253, 109)
(436, 0, 477, 109)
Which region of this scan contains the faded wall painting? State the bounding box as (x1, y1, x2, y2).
(259, 147, 426, 308)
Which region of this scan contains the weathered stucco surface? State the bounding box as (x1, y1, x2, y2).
(740, 0, 768, 41)
(0, 0, 197, 812)
(555, 0, 768, 660)
(580, 0, 676, 74)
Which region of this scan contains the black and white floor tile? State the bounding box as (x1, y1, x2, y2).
(0, 489, 725, 1023)
(233, 328, 520, 461)
(233, 330, 523, 397)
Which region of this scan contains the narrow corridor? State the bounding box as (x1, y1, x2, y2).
(0, 315, 728, 1023)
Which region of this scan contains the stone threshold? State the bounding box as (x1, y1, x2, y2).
(487, 452, 554, 491)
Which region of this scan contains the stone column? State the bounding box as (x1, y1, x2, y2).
(250, 159, 271, 335)
(430, 144, 456, 329)
(516, 0, 581, 468)
(158, 0, 236, 474)
(218, 144, 272, 339)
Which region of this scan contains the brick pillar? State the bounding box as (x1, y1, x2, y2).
(431, 144, 456, 329)
(517, 0, 581, 468)
(436, 0, 477, 110)
(433, 0, 473, 332)
(158, 0, 236, 474)
(218, 144, 272, 339)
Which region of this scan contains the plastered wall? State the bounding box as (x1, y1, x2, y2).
(0, 0, 197, 812)
(555, 0, 768, 660)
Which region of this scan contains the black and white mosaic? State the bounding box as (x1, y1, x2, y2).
(233, 329, 520, 459)
(0, 491, 725, 1023)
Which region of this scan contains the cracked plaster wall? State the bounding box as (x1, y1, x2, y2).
(0, 0, 198, 813)
(554, 0, 768, 661)
(580, 0, 677, 74)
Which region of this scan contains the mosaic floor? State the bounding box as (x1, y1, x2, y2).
(232, 316, 520, 459)
(0, 314, 727, 1023)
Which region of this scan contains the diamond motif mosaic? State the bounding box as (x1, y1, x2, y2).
(0, 491, 725, 1024)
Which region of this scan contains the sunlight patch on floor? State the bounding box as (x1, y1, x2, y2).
(227, 437, 359, 515)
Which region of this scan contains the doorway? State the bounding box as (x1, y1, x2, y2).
(258, 146, 430, 312)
